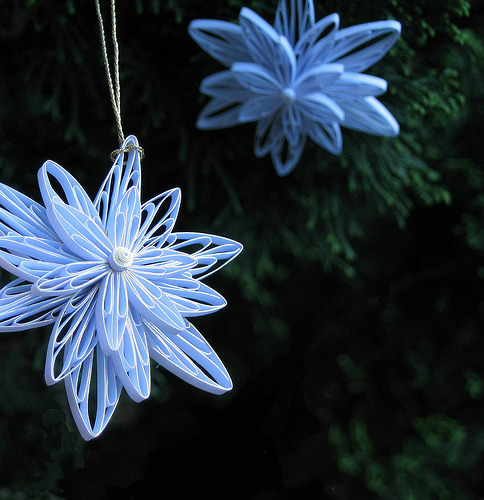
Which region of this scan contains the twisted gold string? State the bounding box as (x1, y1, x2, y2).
(95, 0, 144, 159)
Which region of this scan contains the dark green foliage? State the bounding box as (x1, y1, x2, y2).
(1, 0, 483, 498)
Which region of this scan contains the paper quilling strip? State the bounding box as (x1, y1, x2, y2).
(189, 0, 401, 176)
(0, 135, 242, 440)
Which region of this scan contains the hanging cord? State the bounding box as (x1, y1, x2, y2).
(95, 0, 144, 160)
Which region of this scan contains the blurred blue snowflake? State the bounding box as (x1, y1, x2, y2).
(189, 0, 401, 175)
(0, 136, 242, 440)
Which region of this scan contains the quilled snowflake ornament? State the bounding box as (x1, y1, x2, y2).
(0, 136, 242, 440)
(189, 0, 401, 175)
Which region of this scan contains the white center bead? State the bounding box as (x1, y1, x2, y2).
(281, 87, 296, 103)
(109, 247, 134, 272)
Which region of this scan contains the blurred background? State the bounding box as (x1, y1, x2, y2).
(0, 1, 483, 498)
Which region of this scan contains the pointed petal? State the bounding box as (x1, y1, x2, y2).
(295, 13, 339, 58)
(270, 127, 307, 176)
(294, 63, 342, 94)
(340, 96, 399, 136)
(44, 289, 97, 384)
(47, 199, 112, 260)
(0, 278, 66, 331)
(0, 236, 76, 264)
(146, 321, 232, 394)
(0, 183, 55, 239)
(326, 72, 388, 97)
(282, 104, 304, 146)
(111, 309, 150, 402)
(305, 118, 343, 154)
(197, 72, 252, 129)
(38, 160, 100, 222)
(94, 135, 142, 227)
(33, 261, 108, 296)
(64, 346, 122, 440)
(133, 188, 180, 251)
(200, 70, 253, 100)
(274, 0, 316, 47)
(254, 109, 306, 174)
(126, 272, 187, 334)
(132, 247, 196, 282)
(232, 62, 284, 95)
(167, 232, 243, 280)
(292, 13, 341, 72)
(238, 95, 282, 123)
(329, 20, 401, 72)
(188, 19, 251, 67)
(254, 114, 278, 158)
(96, 272, 129, 355)
(297, 92, 345, 123)
(239, 7, 296, 83)
(0, 235, 78, 281)
(160, 276, 227, 317)
(105, 186, 141, 250)
(197, 97, 247, 130)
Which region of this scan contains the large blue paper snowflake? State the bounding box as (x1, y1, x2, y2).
(189, 0, 401, 175)
(0, 136, 242, 440)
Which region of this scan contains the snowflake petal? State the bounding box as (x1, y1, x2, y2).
(327, 72, 388, 98)
(0, 278, 66, 331)
(239, 7, 296, 82)
(340, 96, 399, 136)
(329, 20, 401, 73)
(64, 346, 122, 440)
(96, 272, 129, 355)
(94, 135, 142, 227)
(274, 0, 316, 47)
(305, 119, 343, 154)
(232, 62, 284, 95)
(48, 199, 112, 261)
(0, 235, 78, 281)
(254, 114, 279, 158)
(282, 105, 304, 146)
(0, 183, 55, 239)
(160, 277, 227, 317)
(132, 247, 197, 282)
(106, 186, 141, 250)
(197, 97, 247, 130)
(126, 272, 187, 334)
(33, 261, 108, 296)
(134, 188, 180, 250)
(111, 309, 151, 402)
(188, 19, 250, 67)
(238, 95, 282, 123)
(297, 92, 344, 123)
(295, 13, 339, 58)
(167, 232, 243, 280)
(38, 160, 100, 221)
(270, 123, 307, 176)
(45, 289, 97, 384)
(294, 63, 343, 94)
(197, 72, 253, 129)
(146, 321, 232, 394)
(200, 70, 253, 100)
(38, 159, 111, 259)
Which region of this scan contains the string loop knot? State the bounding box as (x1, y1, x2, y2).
(110, 144, 145, 162)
